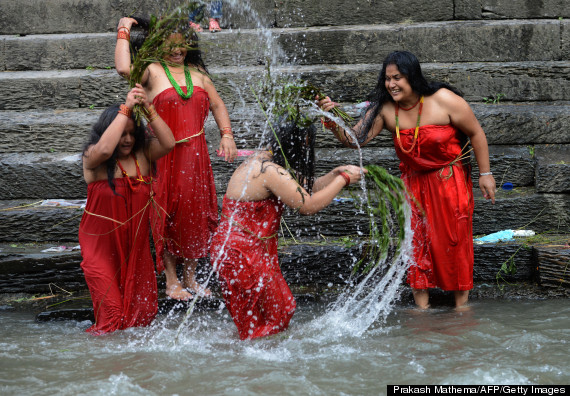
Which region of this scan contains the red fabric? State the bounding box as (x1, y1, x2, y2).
(210, 196, 296, 340)
(79, 177, 158, 335)
(394, 124, 474, 291)
(150, 86, 218, 271)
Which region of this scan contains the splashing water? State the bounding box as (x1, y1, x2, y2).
(152, 0, 415, 342)
(309, 203, 413, 338)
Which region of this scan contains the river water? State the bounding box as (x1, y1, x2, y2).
(2, 1, 568, 394)
(1, 299, 568, 395)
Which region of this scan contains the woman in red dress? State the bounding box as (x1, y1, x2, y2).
(318, 51, 496, 309)
(115, 17, 237, 301)
(79, 85, 175, 334)
(210, 122, 367, 340)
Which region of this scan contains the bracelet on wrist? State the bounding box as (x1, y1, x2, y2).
(339, 171, 351, 187)
(479, 172, 493, 177)
(118, 104, 133, 118)
(220, 127, 233, 137)
(117, 30, 130, 41)
(142, 105, 159, 122)
(221, 134, 234, 139)
(321, 118, 337, 130)
(146, 113, 160, 123)
(118, 26, 130, 34)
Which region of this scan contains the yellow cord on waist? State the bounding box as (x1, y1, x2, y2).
(176, 128, 204, 144)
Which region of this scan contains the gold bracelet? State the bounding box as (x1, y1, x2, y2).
(143, 105, 158, 121)
(221, 134, 234, 139)
(147, 113, 160, 123)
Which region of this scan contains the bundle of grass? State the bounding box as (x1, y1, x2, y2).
(352, 164, 411, 274)
(128, 1, 206, 120)
(253, 63, 353, 130)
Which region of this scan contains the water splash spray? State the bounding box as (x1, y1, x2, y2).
(160, 0, 413, 343)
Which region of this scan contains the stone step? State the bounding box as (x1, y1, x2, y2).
(2, 62, 570, 112)
(0, 0, 567, 35)
(0, 145, 536, 200)
(1, 103, 569, 154)
(2, 235, 559, 295)
(535, 145, 570, 193)
(278, 20, 568, 66)
(0, 187, 568, 243)
(2, 20, 567, 71)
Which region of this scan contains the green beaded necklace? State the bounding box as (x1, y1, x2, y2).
(160, 60, 194, 99)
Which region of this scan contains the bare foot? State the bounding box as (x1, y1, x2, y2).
(166, 281, 194, 301)
(183, 279, 212, 298)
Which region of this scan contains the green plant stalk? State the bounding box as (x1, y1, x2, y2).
(128, 2, 204, 121)
(351, 165, 408, 274)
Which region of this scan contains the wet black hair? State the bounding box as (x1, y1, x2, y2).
(82, 104, 147, 195)
(131, 16, 209, 74)
(358, 51, 463, 143)
(262, 119, 316, 193)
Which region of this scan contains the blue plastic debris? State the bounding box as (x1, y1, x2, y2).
(474, 229, 535, 244)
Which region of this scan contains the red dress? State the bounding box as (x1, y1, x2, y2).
(210, 196, 296, 340)
(79, 172, 158, 335)
(151, 86, 218, 271)
(394, 124, 474, 291)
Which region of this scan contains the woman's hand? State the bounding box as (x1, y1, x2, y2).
(125, 84, 147, 109)
(479, 174, 496, 204)
(117, 17, 138, 31)
(336, 165, 368, 185)
(218, 137, 237, 163)
(316, 95, 338, 113)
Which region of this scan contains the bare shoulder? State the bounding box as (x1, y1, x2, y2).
(432, 88, 465, 104)
(238, 157, 287, 180)
(198, 71, 214, 87)
(379, 100, 395, 118)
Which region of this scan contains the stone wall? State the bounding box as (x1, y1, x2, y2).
(0, 0, 568, 298)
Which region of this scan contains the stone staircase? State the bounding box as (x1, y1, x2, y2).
(1, 0, 569, 310)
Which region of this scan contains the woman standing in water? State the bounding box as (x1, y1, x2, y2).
(115, 17, 237, 301)
(318, 51, 496, 309)
(79, 85, 175, 334)
(210, 122, 367, 340)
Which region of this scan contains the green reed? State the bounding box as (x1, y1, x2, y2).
(256, 63, 353, 129)
(128, 2, 205, 120)
(352, 164, 409, 274)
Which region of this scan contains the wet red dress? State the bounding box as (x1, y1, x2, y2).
(79, 170, 158, 335)
(210, 196, 296, 340)
(394, 124, 474, 291)
(151, 86, 218, 271)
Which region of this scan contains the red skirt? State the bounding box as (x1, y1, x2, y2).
(151, 86, 218, 271)
(210, 196, 296, 340)
(79, 177, 158, 334)
(394, 124, 474, 291)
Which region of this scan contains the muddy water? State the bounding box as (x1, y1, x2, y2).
(1, 299, 568, 395)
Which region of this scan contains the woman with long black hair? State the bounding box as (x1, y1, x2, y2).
(318, 51, 496, 309)
(115, 16, 237, 300)
(79, 85, 174, 334)
(210, 122, 367, 340)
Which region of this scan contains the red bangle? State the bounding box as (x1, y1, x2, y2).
(220, 127, 233, 136)
(339, 171, 351, 187)
(118, 104, 133, 118)
(117, 30, 130, 41)
(321, 118, 337, 130)
(118, 26, 130, 34)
